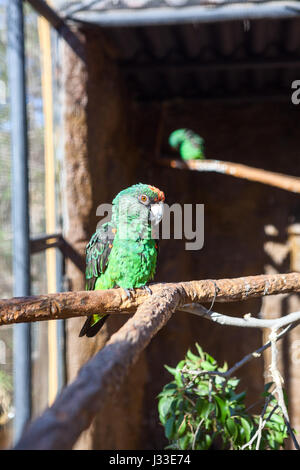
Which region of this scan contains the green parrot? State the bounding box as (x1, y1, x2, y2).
(169, 129, 205, 160)
(79, 183, 165, 337)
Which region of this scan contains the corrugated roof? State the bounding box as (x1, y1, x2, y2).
(49, 1, 300, 101)
(100, 18, 300, 101)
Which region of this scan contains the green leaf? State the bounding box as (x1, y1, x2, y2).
(158, 396, 174, 424)
(200, 361, 216, 371)
(204, 433, 212, 449)
(164, 382, 178, 391)
(174, 369, 183, 387)
(186, 349, 201, 363)
(177, 360, 186, 370)
(227, 377, 239, 389)
(195, 343, 204, 359)
(204, 352, 217, 365)
(164, 365, 178, 377)
(165, 416, 175, 440)
(179, 433, 190, 450)
(215, 375, 226, 387)
(214, 395, 229, 424)
(164, 364, 184, 387)
(196, 383, 210, 396)
(239, 417, 252, 442)
(269, 413, 284, 426)
(196, 398, 214, 419)
(226, 417, 238, 441)
(218, 361, 228, 373)
(157, 382, 177, 398)
(176, 414, 187, 437)
(273, 431, 284, 445)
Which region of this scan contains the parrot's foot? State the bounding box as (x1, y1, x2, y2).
(123, 288, 135, 299)
(142, 285, 152, 295)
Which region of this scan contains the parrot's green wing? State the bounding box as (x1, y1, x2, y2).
(85, 222, 115, 290)
(79, 222, 115, 337)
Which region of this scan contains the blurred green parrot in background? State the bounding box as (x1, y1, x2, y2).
(79, 183, 165, 337)
(169, 129, 205, 160)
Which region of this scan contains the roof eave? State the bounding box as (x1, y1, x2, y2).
(64, 1, 300, 27)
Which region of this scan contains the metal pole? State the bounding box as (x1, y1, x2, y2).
(56, 249, 66, 392)
(7, 0, 31, 443)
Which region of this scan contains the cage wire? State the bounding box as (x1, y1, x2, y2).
(0, 1, 64, 448)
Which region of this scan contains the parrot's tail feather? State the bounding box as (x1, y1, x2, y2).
(79, 314, 109, 337)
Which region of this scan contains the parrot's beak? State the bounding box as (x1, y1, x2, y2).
(150, 201, 164, 225)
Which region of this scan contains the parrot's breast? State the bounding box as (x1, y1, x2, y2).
(95, 237, 157, 290)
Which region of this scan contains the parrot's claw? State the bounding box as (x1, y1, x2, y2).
(124, 288, 135, 299)
(142, 285, 152, 295)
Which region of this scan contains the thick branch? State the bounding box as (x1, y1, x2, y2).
(14, 288, 180, 449)
(1, 272, 300, 325)
(159, 158, 300, 194)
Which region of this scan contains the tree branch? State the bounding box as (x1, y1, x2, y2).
(14, 288, 179, 449)
(11, 271, 300, 449)
(159, 158, 300, 194)
(1, 272, 300, 325)
(180, 304, 300, 329)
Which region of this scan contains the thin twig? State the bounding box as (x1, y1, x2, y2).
(269, 328, 300, 450)
(241, 395, 276, 450)
(226, 322, 299, 377)
(183, 322, 297, 387)
(180, 303, 300, 330)
(255, 395, 279, 450)
(192, 419, 204, 450)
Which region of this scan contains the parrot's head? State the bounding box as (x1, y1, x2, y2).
(112, 183, 165, 229)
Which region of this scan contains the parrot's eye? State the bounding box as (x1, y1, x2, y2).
(139, 194, 149, 205)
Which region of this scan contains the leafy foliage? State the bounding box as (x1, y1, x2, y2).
(158, 344, 289, 450)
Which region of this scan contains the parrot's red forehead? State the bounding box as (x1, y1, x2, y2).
(148, 185, 165, 202)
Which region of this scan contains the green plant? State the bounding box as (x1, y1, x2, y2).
(0, 370, 12, 426)
(158, 343, 288, 450)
